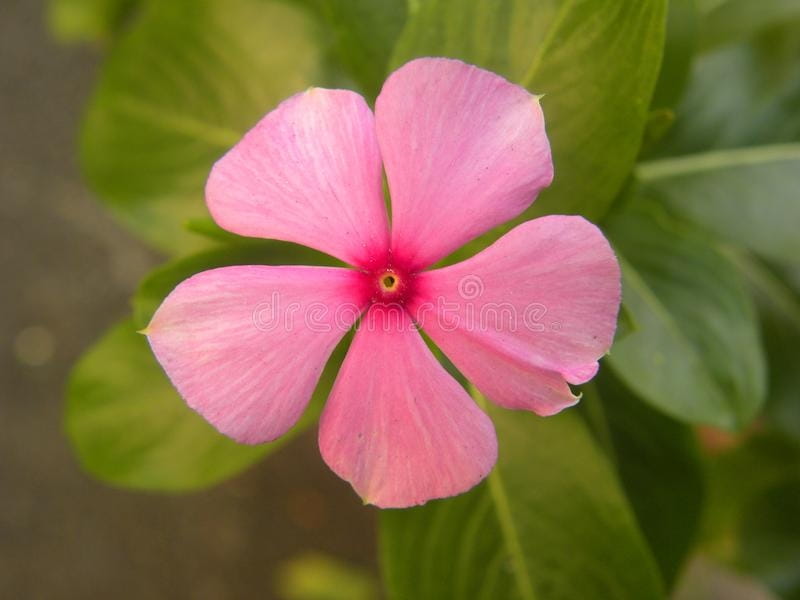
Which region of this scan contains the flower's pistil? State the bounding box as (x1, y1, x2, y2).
(372, 268, 413, 304)
(379, 272, 399, 292)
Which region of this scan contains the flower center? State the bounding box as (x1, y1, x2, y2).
(380, 273, 399, 292)
(372, 268, 412, 304)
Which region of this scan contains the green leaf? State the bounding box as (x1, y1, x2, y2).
(275, 553, 378, 600)
(182, 216, 246, 244)
(133, 240, 340, 330)
(66, 317, 347, 491)
(390, 0, 667, 221)
(702, 432, 800, 555)
(380, 404, 665, 600)
(604, 200, 766, 429)
(650, 0, 699, 111)
(640, 109, 678, 157)
(68, 235, 351, 491)
(738, 479, 800, 600)
(615, 302, 638, 341)
(655, 20, 800, 157)
(66, 319, 267, 490)
(299, 0, 406, 100)
(759, 298, 800, 441)
(700, 0, 800, 50)
(592, 371, 705, 589)
(638, 144, 800, 265)
(731, 252, 800, 440)
(81, 0, 321, 254)
(48, 0, 139, 42)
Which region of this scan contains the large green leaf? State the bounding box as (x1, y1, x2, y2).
(604, 200, 766, 429)
(655, 20, 800, 157)
(731, 252, 800, 441)
(67, 319, 264, 490)
(699, 0, 800, 50)
(756, 290, 800, 443)
(67, 317, 347, 491)
(738, 479, 800, 600)
(48, 0, 139, 42)
(275, 553, 378, 600)
(68, 238, 349, 491)
(638, 144, 800, 265)
(68, 238, 351, 491)
(81, 0, 321, 254)
(298, 0, 406, 100)
(701, 432, 800, 556)
(592, 372, 704, 589)
(380, 403, 665, 600)
(390, 0, 667, 221)
(650, 0, 699, 111)
(639, 0, 699, 156)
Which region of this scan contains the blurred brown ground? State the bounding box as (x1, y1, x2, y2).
(0, 1, 376, 597)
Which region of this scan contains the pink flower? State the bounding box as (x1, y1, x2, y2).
(145, 58, 621, 508)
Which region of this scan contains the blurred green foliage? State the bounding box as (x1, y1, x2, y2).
(296, 0, 407, 100)
(56, 0, 800, 597)
(381, 398, 664, 600)
(275, 553, 378, 600)
(638, 145, 800, 264)
(48, 0, 138, 42)
(80, 0, 321, 254)
(591, 370, 705, 588)
(66, 318, 273, 490)
(68, 244, 348, 490)
(605, 197, 765, 429)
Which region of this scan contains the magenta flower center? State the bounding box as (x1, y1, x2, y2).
(371, 267, 415, 305)
(380, 272, 399, 291)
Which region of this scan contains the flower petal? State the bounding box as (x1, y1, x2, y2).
(375, 58, 553, 271)
(319, 305, 497, 508)
(207, 89, 389, 269)
(426, 331, 580, 417)
(146, 266, 370, 444)
(408, 216, 620, 414)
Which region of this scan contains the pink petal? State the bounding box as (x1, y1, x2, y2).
(561, 362, 600, 385)
(319, 304, 497, 508)
(426, 330, 580, 417)
(408, 216, 620, 415)
(375, 58, 553, 271)
(206, 89, 389, 269)
(146, 266, 370, 444)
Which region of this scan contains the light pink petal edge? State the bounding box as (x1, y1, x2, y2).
(319, 304, 497, 508)
(146, 266, 370, 444)
(409, 216, 620, 415)
(207, 89, 389, 269)
(422, 327, 581, 417)
(376, 57, 553, 271)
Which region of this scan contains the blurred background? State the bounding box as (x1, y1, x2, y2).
(3, 0, 800, 598)
(0, 1, 376, 598)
